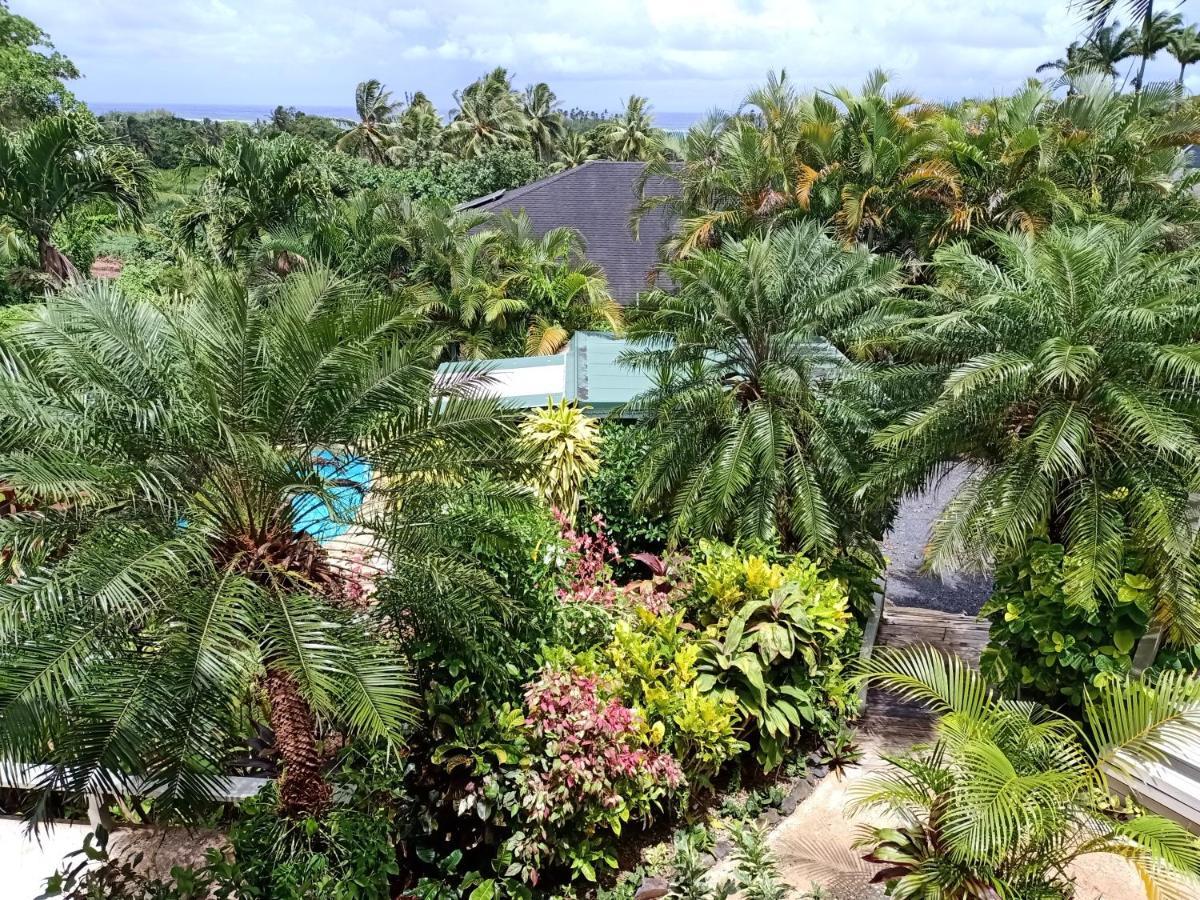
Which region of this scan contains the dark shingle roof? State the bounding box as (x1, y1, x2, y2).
(460, 161, 679, 304)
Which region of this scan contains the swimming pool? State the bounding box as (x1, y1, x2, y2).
(292, 452, 371, 541)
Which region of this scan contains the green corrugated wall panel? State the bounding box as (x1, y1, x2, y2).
(574, 332, 655, 408)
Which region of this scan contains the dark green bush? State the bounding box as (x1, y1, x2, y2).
(581, 421, 670, 574)
(226, 786, 399, 900)
(332, 149, 545, 205)
(981, 539, 1154, 708)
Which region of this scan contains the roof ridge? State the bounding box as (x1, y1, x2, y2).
(465, 161, 594, 209)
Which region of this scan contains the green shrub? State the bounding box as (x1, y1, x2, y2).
(226, 786, 399, 900)
(333, 148, 545, 205)
(579, 608, 747, 786)
(479, 665, 685, 886)
(981, 538, 1154, 708)
(580, 421, 670, 571)
(692, 546, 855, 769)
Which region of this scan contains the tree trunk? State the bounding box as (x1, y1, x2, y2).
(1180, 62, 1187, 87)
(265, 668, 332, 817)
(37, 235, 80, 289)
(1136, 3, 1154, 94)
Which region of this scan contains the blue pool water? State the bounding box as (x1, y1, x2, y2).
(292, 453, 371, 541)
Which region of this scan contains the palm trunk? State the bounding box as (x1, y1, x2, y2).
(1136, 3, 1154, 94)
(37, 235, 80, 289)
(265, 668, 332, 817)
(1180, 62, 1188, 87)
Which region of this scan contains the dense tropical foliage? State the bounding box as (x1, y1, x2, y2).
(857, 646, 1200, 898)
(5, 1, 1200, 898)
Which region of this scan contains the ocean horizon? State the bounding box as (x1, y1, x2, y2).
(87, 101, 704, 132)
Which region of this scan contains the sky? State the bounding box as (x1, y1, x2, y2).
(18, 0, 1200, 114)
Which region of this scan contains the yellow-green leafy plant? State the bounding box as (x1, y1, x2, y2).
(519, 398, 601, 517)
(691, 541, 785, 622)
(696, 552, 854, 768)
(582, 608, 747, 786)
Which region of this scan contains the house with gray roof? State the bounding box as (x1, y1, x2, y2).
(458, 160, 679, 304)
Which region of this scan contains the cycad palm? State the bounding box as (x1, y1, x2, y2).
(624, 222, 899, 554)
(0, 114, 151, 286)
(336, 79, 401, 164)
(0, 267, 518, 819)
(867, 221, 1200, 641)
(856, 645, 1200, 899)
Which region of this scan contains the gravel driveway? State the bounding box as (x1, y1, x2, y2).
(880, 466, 993, 615)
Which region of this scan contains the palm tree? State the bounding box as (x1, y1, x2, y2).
(0, 114, 151, 286)
(866, 222, 1200, 642)
(1080, 21, 1140, 76)
(820, 75, 965, 251)
(635, 117, 791, 257)
(855, 646, 1200, 897)
(336, 79, 401, 164)
(522, 83, 566, 162)
(176, 134, 335, 263)
(419, 211, 619, 359)
(489, 212, 622, 355)
(444, 68, 527, 159)
(1048, 71, 1200, 221)
(603, 96, 666, 161)
(262, 192, 480, 295)
(1041, 39, 1099, 80)
(387, 91, 446, 168)
(552, 131, 599, 171)
(1080, 0, 1158, 87)
(1038, 39, 1091, 79)
(624, 222, 900, 555)
(1131, 10, 1184, 91)
(0, 267, 521, 819)
(1168, 24, 1200, 86)
(938, 84, 1081, 236)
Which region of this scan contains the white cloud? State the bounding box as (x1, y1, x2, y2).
(14, 0, 1193, 110)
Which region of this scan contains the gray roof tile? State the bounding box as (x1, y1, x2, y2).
(461, 161, 679, 304)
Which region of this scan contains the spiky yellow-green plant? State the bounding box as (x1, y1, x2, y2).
(519, 399, 601, 517)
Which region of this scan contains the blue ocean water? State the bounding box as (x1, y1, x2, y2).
(88, 101, 704, 131)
